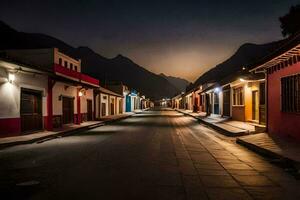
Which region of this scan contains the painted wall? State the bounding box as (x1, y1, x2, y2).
(0, 67, 48, 135)
(116, 97, 123, 114)
(109, 96, 116, 115)
(231, 82, 261, 122)
(95, 93, 100, 118)
(268, 62, 300, 140)
(100, 93, 109, 117)
(131, 96, 136, 111)
(232, 106, 245, 121)
(246, 82, 259, 122)
(54, 48, 81, 72)
(52, 82, 77, 116)
(80, 88, 94, 114)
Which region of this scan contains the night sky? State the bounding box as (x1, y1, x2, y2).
(1, 0, 299, 81)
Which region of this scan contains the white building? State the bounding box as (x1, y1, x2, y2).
(0, 48, 99, 136)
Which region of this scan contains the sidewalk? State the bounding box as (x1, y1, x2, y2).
(176, 109, 265, 137)
(237, 133, 300, 166)
(0, 113, 133, 150)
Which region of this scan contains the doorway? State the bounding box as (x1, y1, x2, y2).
(119, 99, 123, 114)
(213, 93, 220, 114)
(126, 96, 131, 112)
(223, 89, 231, 117)
(62, 96, 74, 124)
(101, 103, 106, 116)
(87, 99, 93, 121)
(110, 98, 115, 115)
(252, 91, 259, 121)
(21, 88, 43, 133)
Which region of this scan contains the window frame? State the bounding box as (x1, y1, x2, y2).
(233, 87, 244, 106)
(281, 73, 300, 113)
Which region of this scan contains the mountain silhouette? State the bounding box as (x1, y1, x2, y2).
(160, 73, 190, 92)
(0, 21, 179, 100)
(193, 41, 285, 87)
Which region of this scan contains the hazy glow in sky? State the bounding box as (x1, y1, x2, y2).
(1, 0, 299, 81)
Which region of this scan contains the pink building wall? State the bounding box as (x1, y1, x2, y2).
(268, 62, 300, 140)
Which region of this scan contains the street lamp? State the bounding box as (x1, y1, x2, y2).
(8, 73, 15, 83)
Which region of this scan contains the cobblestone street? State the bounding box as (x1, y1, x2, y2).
(1, 109, 299, 200)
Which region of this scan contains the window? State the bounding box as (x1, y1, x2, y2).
(281, 74, 300, 113)
(74, 65, 77, 71)
(59, 58, 62, 65)
(70, 63, 73, 70)
(64, 61, 68, 68)
(233, 87, 244, 105)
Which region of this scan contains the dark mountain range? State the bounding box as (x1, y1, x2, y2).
(0, 21, 179, 100)
(193, 41, 285, 88)
(160, 73, 190, 92)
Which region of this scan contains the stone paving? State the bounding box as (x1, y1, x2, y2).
(0, 113, 133, 148)
(0, 110, 299, 199)
(177, 109, 265, 136)
(238, 133, 300, 163)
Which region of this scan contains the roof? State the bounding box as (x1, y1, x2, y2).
(0, 54, 53, 74)
(250, 32, 300, 72)
(195, 71, 265, 94)
(98, 86, 123, 97)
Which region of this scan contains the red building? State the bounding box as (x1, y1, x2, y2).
(251, 34, 300, 140)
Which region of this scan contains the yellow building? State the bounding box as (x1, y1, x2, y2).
(230, 75, 266, 124)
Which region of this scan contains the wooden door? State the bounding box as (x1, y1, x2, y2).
(87, 100, 93, 121)
(252, 91, 259, 121)
(101, 103, 106, 116)
(223, 89, 231, 117)
(62, 97, 74, 124)
(259, 82, 266, 124)
(119, 99, 123, 114)
(21, 89, 43, 133)
(110, 98, 115, 115)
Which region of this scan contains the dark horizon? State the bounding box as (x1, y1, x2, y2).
(0, 0, 299, 81)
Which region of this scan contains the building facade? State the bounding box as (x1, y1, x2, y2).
(94, 86, 124, 119)
(0, 48, 99, 136)
(252, 41, 300, 139)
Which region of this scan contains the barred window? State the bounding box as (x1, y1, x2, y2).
(281, 74, 300, 113)
(233, 87, 244, 105)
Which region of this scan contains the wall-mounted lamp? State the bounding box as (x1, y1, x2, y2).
(78, 91, 83, 97)
(214, 87, 220, 93)
(8, 73, 15, 83)
(239, 78, 246, 82)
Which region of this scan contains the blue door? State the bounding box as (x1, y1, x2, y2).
(126, 95, 131, 112)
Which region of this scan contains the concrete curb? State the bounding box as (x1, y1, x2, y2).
(236, 138, 283, 160)
(197, 118, 248, 137)
(0, 114, 133, 150)
(175, 109, 248, 137)
(236, 138, 300, 174)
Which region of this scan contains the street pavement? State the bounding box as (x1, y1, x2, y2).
(0, 109, 299, 200)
